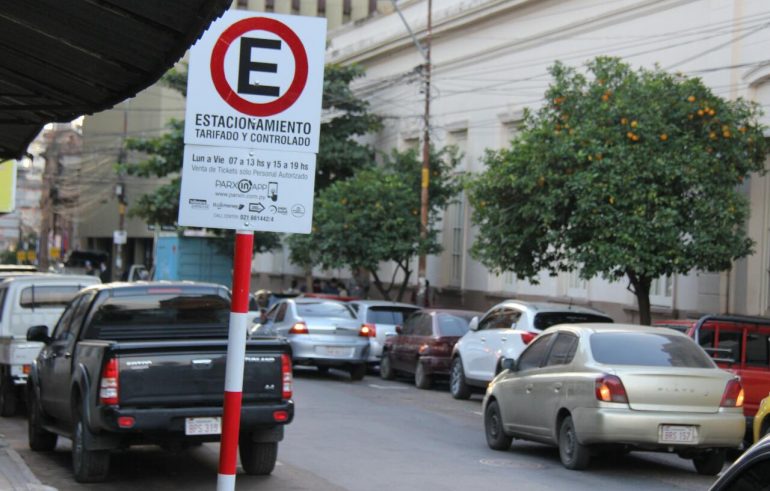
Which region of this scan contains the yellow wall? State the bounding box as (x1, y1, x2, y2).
(0, 160, 16, 213)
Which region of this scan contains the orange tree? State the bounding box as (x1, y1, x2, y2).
(468, 57, 768, 324)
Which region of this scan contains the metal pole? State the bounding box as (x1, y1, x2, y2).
(217, 229, 253, 491)
(417, 0, 432, 306)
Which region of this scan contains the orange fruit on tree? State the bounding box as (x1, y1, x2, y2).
(660, 134, 668, 141)
(687, 95, 696, 102)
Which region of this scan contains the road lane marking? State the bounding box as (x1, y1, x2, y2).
(368, 384, 409, 390)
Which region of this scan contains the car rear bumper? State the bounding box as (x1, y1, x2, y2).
(96, 400, 294, 435)
(290, 336, 369, 366)
(419, 355, 452, 376)
(572, 406, 745, 448)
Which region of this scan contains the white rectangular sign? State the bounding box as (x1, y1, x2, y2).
(113, 230, 127, 245)
(184, 11, 326, 154)
(178, 144, 315, 233)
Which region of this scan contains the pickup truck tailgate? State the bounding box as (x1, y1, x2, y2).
(116, 342, 284, 407)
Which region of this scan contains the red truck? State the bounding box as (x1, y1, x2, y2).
(655, 315, 770, 444)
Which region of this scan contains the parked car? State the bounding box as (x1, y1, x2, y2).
(250, 298, 369, 380)
(348, 300, 420, 367)
(709, 432, 770, 491)
(655, 315, 770, 444)
(27, 282, 294, 482)
(450, 301, 613, 399)
(753, 394, 770, 444)
(380, 309, 480, 389)
(0, 273, 100, 416)
(483, 324, 745, 474)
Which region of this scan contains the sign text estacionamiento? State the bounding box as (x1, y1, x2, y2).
(193, 113, 312, 147)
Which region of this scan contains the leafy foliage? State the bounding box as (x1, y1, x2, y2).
(287, 64, 382, 272)
(468, 57, 768, 324)
(292, 146, 463, 300)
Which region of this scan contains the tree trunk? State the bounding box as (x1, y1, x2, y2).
(370, 270, 392, 301)
(627, 270, 652, 325)
(396, 266, 411, 303)
(304, 268, 314, 293)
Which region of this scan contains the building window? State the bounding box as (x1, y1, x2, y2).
(568, 269, 587, 295)
(451, 197, 464, 284)
(650, 275, 673, 306)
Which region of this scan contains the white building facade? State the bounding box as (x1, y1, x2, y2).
(323, 0, 770, 321)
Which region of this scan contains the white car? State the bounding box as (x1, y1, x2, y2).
(347, 300, 419, 366)
(449, 300, 613, 399)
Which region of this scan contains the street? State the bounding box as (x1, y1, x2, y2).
(1, 368, 721, 490)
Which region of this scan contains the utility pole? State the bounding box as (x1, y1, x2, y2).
(417, 0, 432, 306)
(391, 0, 432, 305)
(114, 103, 128, 281)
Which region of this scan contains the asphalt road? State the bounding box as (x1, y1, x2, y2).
(1, 368, 722, 490)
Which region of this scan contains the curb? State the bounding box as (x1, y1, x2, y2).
(0, 436, 57, 491)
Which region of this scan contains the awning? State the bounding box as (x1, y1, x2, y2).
(0, 0, 232, 159)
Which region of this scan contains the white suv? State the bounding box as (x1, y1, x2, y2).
(449, 300, 612, 399)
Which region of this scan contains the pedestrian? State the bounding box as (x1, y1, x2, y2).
(84, 260, 95, 276)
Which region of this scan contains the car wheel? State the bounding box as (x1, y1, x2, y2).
(28, 387, 57, 452)
(449, 357, 471, 400)
(558, 416, 591, 470)
(0, 372, 18, 417)
(239, 441, 278, 475)
(484, 400, 512, 450)
(380, 353, 395, 380)
(414, 361, 432, 390)
(72, 405, 110, 483)
(692, 449, 726, 476)
(349, 364, 366, 381)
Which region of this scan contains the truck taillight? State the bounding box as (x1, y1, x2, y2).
(521, 332, 537, 345)
(100, 358, 119, 405)
(595, 374, 628, 403)
(720, 379, 744, 407)
(288, 322, 308, 334)
(359, 323, 376, 337)
(281, 354, 293, 400)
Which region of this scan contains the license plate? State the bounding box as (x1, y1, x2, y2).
(321, 346, 352, 357)
(185, 417, 221, 435)
(659, 425, 697, 444)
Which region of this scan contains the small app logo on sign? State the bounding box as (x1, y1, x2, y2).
(291, 204, 305, 218)
(237, 179, 253, 193)
(189, 199, 209, 209)
(249, 202, 265, 213)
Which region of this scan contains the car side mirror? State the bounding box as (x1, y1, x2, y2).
(27, 325, 51, 344)
(469, 317, 479, 331)
(395, 325, 403, 335)
(501, 357, 517, 372)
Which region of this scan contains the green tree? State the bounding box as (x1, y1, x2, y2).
(295, 147, 462, 301)
(117, 67, 279, 253)
(286, 64, 381, 280)
(468, 57, 768, 325)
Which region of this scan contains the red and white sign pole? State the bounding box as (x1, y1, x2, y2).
(218, 229, 254, 490)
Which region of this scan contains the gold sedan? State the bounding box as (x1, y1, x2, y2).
(754, 394, 770, 444)
(483, 324, 745, 475)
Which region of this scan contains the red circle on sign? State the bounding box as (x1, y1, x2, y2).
(210, 17, 309, 117)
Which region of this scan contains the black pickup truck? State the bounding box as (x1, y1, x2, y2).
(26, 282, 294, 483)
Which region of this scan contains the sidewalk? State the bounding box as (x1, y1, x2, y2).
(0, 433, 55, 491)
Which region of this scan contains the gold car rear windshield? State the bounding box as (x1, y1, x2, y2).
(590, 332, 715, 368)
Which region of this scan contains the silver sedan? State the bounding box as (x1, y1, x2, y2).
(483, 324, 745, 475)
(250, 298, 370, 380)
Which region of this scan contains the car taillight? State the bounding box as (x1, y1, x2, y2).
(99, 357, 119, 405)
(419, 340, 451, 355)
(281, 354, 293, 400)
(359, 323, 377, 337)
(521, 332, 537, 345)
(720, 379, 744, 407)
(288, 322, 308, 334)
(595, 374, 628, 403)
